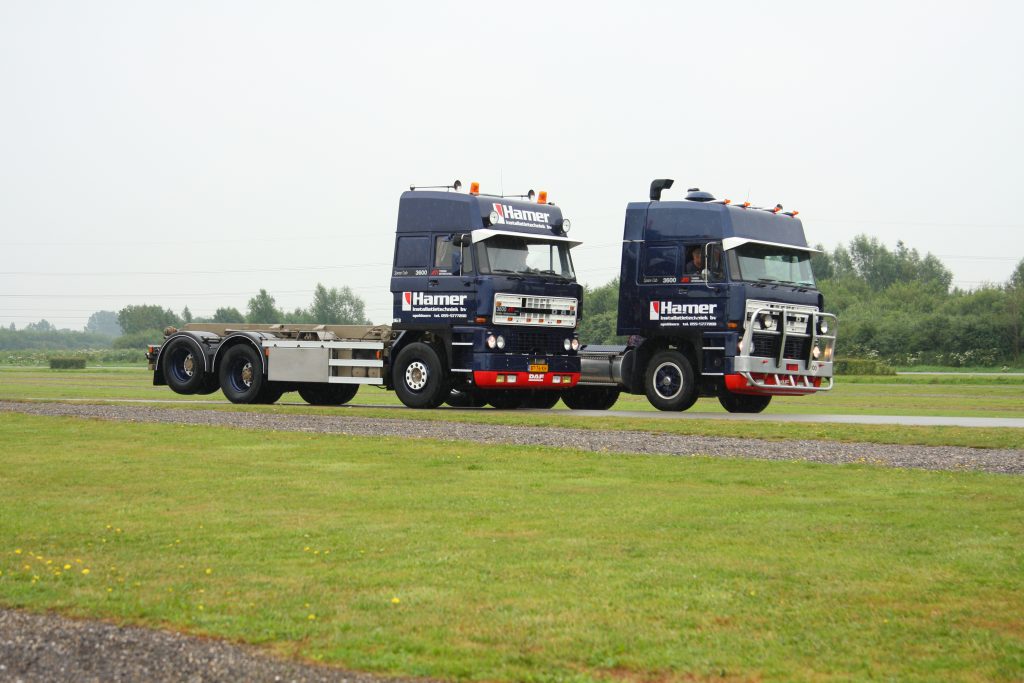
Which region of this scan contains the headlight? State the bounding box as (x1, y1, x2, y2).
(496, 335, 505, 350)
(818, 318, 829, 335)
(570, 338, 580, 351)
(812, 346, 821, 360)
(563, 338, 571, 351)
(759, 313, 776, 331)
(486, 334, 497, 349)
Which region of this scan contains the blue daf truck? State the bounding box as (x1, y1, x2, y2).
(566, 179, 837, 413)
(147, 181, 583, 409)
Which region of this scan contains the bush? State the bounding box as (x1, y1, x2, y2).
(49, 357, 86, 370)
(114, 329, 167, 350)
(834, 358, 896, 375)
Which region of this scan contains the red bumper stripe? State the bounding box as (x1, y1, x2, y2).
(473, 371, 580, 390)
(724, 373, 821, 396)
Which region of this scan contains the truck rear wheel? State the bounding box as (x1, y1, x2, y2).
(161, 337, 208, 395)
(393, 343, 447, 409)
(561, 386, 620, 410)
(644, 350, 698, 412)
(298, 384, 359, 406)
(218, 344, 267, 404)
(718, 391, 771, 413)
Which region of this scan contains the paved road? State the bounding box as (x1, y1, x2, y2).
(17, 397, 1024, 429)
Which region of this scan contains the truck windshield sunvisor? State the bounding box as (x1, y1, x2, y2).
(731, 242, 816, 287)
(722, 237, 821, 253)
(478, 234, 576, 280)
(472, 228, 581, 247)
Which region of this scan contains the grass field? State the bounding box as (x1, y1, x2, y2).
(1, 413, 1022, 682)
(2, 367, 1023, 450)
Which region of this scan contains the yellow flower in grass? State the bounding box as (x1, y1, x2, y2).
(81, 568, 90, 575)
(64, 564, 71, 570)
(14, 549, 21, 555)
(307, 614, 316, 621)
(205, 568, 212, 575)
(391, 597, 401, 605)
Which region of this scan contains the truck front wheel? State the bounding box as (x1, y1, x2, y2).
(644, 350, 698, 412)
(561, 386, 620, 410)
(393, 343, 447, 409)
(718, 391, 771, 413)
(219, 344, 267, 404)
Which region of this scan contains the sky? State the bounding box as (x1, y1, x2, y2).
(1, 1, 1022, 329)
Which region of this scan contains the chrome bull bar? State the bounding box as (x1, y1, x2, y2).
(737, 307, 838, 393)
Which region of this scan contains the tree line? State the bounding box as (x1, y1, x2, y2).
(1, 284, 369, 351)
(575, 235, 1024, 366)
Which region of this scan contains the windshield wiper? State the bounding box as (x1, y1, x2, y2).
(492, 269, 525, 280)
(538, 269, 571, 281)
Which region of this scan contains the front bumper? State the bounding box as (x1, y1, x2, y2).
(470, 353, 580, 390)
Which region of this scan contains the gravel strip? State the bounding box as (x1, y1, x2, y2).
(2, 400, 1022, 475)
(0, 608, 430, 683)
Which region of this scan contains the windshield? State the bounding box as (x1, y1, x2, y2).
(731, 243, 816, 287)
(479, 235, 576, 280)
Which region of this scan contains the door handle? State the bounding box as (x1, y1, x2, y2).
(428, 279, 439, 287)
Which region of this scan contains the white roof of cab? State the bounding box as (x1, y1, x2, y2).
(471, 228, 581, 248)
(722, 237, 821, 253)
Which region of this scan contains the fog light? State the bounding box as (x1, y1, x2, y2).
(759, 313, 776, 331)
(496, 374, 505, 383)
(506, 374, 517, 383)
(486, 334, 497, 349)
(571, 338, 580, 351)
(563, 338, 571, 351)
(496, 335, 505, 350)
(812, 346, 821, 360)
(552, 375, 562, 384)
(824, 346, 834, 361)
(818, 318, 829, 335)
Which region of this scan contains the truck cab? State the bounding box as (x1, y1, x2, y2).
(388, 183, 583, 408)
(576, 179, 836, 413)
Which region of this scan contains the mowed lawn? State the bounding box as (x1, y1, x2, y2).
(1, 414, 1022, 681)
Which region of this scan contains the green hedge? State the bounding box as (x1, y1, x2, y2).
(49, 357, 87, 370)
(834, 358, 896, 375)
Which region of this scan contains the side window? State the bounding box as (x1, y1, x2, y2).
(643, 245, 678, 279)
(394, 236, 430, 275)
(433, 235, 473, 275)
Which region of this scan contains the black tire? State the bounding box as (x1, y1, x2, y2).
(393, 342, 447, 409)
(194, 376, 221, 396)
(643, 350, 698, 412)
(258, 383, 286, 405)
(218, 344, 267, 404)
(298, 384, 359, 406)
(484, 390, 528, 410)
(161, 337, 208, 395)
(718, 391, 772, 413)
(525, 391, 561, 409)
(561, 386, 621, 410)
(445, 387, 488, 408)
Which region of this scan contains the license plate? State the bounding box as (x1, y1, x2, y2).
(529, 363, 548, 373)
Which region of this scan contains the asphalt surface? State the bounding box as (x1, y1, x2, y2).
(0, 608, 429, 683)
(16, 396, 1024, 428)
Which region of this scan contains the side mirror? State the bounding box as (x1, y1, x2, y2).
(706, 243, 724, 281)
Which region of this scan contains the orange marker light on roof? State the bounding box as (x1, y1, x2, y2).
(537, 191, 548, 204)
(723, 199, 731, 204)
(741, 202, 751, 208)
(791, 210, 799, 217)
(469, 181, 480, 195)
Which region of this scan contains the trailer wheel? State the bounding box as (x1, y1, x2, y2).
(561, 386, 620, 410)
(718, 391, 771, 413)
(484, 390, 527, 410)
(298, 384, 359, 406)
(393, 343, 447, 409)
(525, 391, 561, 409)
(161, 338, 208, 395)
(258, 383, 285, 405)
(644, 350, 698, 412)
(218, 344, 267, 404)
